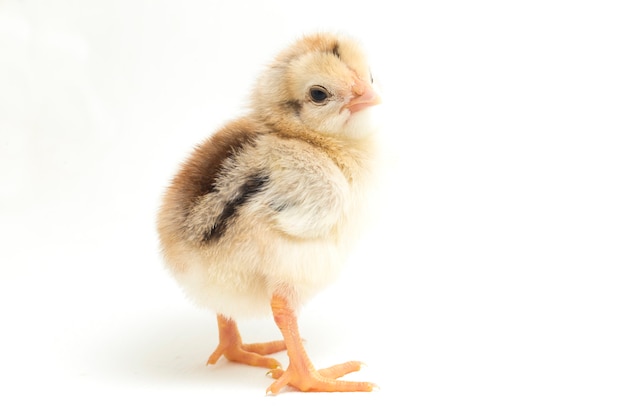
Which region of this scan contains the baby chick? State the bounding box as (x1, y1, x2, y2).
(157, 32, 381, 394)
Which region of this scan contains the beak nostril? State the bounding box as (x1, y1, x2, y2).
(352, 84, 365, 96)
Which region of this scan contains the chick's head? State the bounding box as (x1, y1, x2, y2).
(252, 33, 380, 140)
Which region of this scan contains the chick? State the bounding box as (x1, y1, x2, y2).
(157, 32, 381, 394)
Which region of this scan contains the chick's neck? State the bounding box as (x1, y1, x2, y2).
(255, 113, 371, 185)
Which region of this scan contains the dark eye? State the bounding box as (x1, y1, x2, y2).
(309, 86, 330, 104)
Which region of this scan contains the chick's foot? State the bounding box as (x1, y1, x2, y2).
(207, 314, 285, 369)
(267, 361, 373, 394)
(267, 294, 375, 394)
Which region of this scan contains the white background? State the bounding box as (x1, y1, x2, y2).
(1, 1, 625, 415)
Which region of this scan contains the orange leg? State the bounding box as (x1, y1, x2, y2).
(266, 294, 375, 394)
(207, 314, 285, 369)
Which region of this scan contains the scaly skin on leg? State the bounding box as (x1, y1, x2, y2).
(207, 314, 286, 369)
(266, 294, 375, 394)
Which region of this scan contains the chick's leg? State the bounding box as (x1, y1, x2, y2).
(207, 314, 285, 369)
(266, 294, 375, 394)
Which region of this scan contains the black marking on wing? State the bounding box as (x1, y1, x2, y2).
(202, 173, 269, 242)
(269, 200, 290, 212)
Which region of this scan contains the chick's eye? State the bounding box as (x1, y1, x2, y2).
(309, 86, 330, 104)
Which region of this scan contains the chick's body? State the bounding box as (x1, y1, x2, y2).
(157, 33, 380, 394)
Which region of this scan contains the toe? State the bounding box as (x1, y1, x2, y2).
(224, 349, 282, 369)
(318, 361, 363, 379)
(242, 340, 286, 355)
